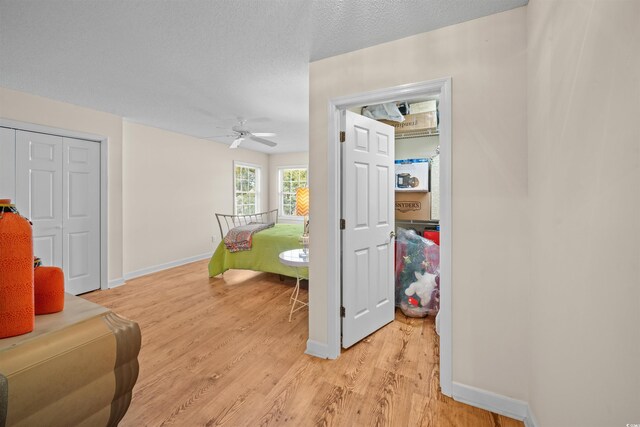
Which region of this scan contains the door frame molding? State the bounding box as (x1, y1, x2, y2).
(325, 78, 452, 396)
(0, 118, 110, 292)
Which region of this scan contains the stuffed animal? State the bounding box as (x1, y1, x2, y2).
(404, 271, 437, 307)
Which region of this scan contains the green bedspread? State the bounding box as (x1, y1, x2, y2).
(208, 223, 308, 279)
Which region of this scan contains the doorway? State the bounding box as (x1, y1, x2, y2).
(326, 78, 452, 396)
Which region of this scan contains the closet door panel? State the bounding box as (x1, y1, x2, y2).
(15, 130, 63, 268)
(63, 137, 100, 295)
(33, 234, 57, 267)
(29, 169, 56, 219)
(0, 128, 16, 200)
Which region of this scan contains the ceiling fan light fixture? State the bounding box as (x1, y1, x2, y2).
(212, 119, 277, 149)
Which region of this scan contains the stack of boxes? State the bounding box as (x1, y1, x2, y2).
(392, 100, 438, 222)
(395, 158, 431, 221)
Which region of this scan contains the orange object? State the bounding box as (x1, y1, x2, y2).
(295, 187, 310, 216)
(296, 187, 310, 235)
(34, 263, 65, 315)
(0, 199, 35, 338)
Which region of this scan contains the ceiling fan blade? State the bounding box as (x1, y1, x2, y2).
(251, 132, 276, 137)
(229, 137, 243, 149)
(249, 135, 277, 147)
(203, 134, 236, 139)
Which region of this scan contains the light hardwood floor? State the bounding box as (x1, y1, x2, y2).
(83, 260, 523, 427)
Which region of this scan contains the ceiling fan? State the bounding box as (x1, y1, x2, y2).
(207, 118, 277, 149)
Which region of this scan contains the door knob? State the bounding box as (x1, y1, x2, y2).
(389, 231, 396, 240)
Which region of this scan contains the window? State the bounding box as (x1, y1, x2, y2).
(279, 166, 308, 217)
(234, 162, 261, 215)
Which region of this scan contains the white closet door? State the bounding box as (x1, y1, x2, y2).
(63, 137, 100, 295)
(15, 131, 101, 295)
(15, 130, 64, 268)
(0, 128, 16, 200)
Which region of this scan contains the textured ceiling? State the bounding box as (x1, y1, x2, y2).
(0, 0, 526, 153)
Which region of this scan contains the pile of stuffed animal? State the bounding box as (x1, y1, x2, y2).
(395, 228, 440, 317)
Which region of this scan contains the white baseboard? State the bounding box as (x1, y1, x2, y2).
(452, 382, 530, 422)
(524, 405, 539, 427)
(123, 252, 211, 281)
(305, 339, 336, 359)
(108, 277, 125, 288)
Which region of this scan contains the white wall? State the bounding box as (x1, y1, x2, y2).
(309, 7, 530, 401)
(268, 151, 309, 223)
(527, 0, 640, 425)
(0, 87, 124, 282)
(122, 121, 269, 276)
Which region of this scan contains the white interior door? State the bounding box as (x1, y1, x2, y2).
(15, 130, 64, 267)
(63, 137, 100, 295)
(342, 110, 395, 348)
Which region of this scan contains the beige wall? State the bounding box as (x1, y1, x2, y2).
(122, 121, 269, 275)
(527, 0, 640, 425)
(309, 7, 529, 400)
(268, 151, 309, 223)
(0, 87, 124, 282)
(0, 87, 272, 281)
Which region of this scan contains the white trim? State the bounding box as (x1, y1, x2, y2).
(0, 117, 110, 292)
(324, 98, 342, 360)
(437, 79, 453, 396)
(0, 119, 104, 142)
(324, 78, 453, 391)
(524, 405, 539, 427)
(305, 339, 331, 359)
(100, 137, 109, 290)
(233, 160, 262, 215)
(108, 277, 126, 288)
(123, 252, 211, 281)
(452, 382, 529, 422)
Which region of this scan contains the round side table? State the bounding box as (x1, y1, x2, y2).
(279, 249, 309, 322)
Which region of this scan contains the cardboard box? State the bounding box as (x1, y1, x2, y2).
(395, 158, 429, 191)
(380, 112, 437, 133)
(395, 192, 431, 221)
(409, 100, 437, 114)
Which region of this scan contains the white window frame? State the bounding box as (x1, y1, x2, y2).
(278, 165, 308, 220)
(233, 161, 261, 215)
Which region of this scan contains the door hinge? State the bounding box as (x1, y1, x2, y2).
(340, 219, 345, 230)
(339, 131, 345, 142)
(340, 306, 346, 317)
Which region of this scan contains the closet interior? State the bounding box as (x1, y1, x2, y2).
(352, 96, 441, 319)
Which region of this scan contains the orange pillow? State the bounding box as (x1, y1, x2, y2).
(34, 266, 65, 315)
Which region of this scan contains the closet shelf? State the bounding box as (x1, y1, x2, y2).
(395, 219, 435, 224)
(395, 130, 439, 140)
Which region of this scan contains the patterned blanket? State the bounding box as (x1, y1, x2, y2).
(223, 222, 275, 252)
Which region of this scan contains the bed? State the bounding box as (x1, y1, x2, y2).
(208, 209, 308, 279)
